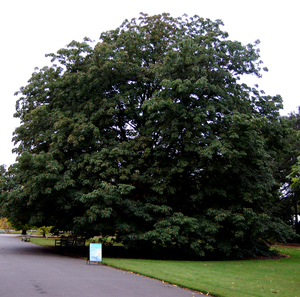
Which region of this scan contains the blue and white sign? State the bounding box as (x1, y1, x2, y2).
(89, 243, 102, 263)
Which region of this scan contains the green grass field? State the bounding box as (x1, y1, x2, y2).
(30, 236, 114, 247)
(102, 246, 300, 297)
(31, 237, 57, 247)
(30, 238, 299, 297)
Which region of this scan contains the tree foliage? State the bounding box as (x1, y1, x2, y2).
(0, 13, 295, 258)
(0, 217, 9, 229)
(284, 111, 300, 235)
(289, 156, 300, 188)
(289, 154, 300, 235)
(273, 109, 300, 234)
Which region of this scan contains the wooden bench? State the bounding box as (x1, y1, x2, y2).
(21, 234, 31, 242)
(73, 237, 86, 247)
(55, 236, 86, 247)
(55, 236, 74, 247)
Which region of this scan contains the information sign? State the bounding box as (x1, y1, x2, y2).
(88, 243, 102, 264)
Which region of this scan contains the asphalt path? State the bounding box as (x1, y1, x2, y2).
(0, 234, 206, 297)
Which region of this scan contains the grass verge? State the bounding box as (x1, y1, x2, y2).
(31, 237, 57, 247)
(102, 246, 299, 297)
(30, 238, 300, 297)
(30, 236, 116, 247)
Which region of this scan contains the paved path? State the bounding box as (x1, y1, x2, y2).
(0, 235, 206, 297)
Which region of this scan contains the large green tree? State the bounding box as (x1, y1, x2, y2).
(1, 13, 294, 258)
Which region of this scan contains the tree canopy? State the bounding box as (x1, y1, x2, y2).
(0, 13, 295, 259)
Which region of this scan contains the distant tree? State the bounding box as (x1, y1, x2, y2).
(0, 164, 33, 234)
(0, 217, 9, 229)
(287, 115, 300, 235)
(38, 226, 52, 237)
(1, 13, 295, 259)
(270, 108, 300, 235)
(289, 156, 300, 232)
(7, 221, 32, 235)
(289, 156, 300, 188)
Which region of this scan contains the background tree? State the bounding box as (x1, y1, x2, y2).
(0, 164, 34, 234)
(1, 13, 295, 259)
(270, 108, 300, 236)
(0, 217, 9, 230)
(38, 226, 52, 237)
(7, 221, 32, 235)
(287, 120, 300, 235)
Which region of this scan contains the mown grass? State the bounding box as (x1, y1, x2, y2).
(102, 246, 300, 297)
(31, 237, 57, 247)
(30, 236, 115, 247)
(30, 237, 300, 297)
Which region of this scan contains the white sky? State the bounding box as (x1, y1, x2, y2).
(0, 0, 299, 167)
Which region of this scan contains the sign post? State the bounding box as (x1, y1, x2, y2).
(87, 243, 102, 265)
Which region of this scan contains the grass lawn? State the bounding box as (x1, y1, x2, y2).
(31, 237, 57, 247)
(102, 246, 299, 297)
(30, 237, 299, 297)
(30, 236, 114, 247)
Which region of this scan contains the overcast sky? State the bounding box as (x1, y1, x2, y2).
(1, 0, 299, 167)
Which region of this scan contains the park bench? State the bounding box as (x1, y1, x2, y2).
(55, 236, 74, 247)
(21, 234, 31, 242)
(55, 236, 86, 247)
(73, 237, 86, 247)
